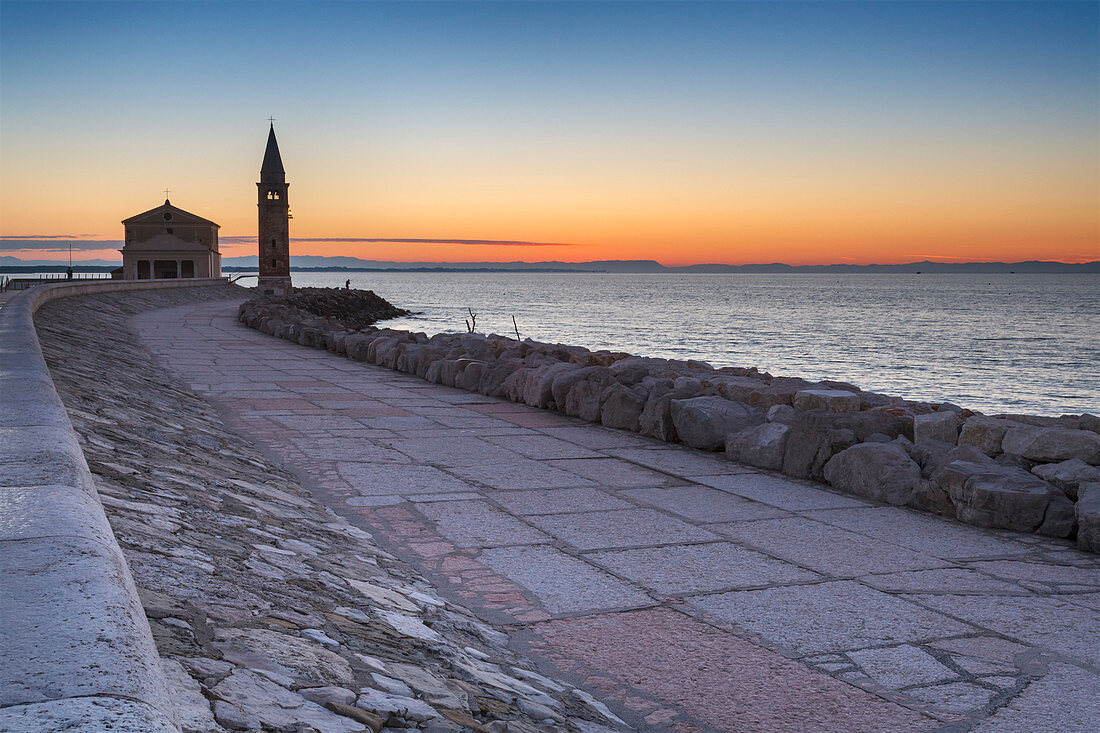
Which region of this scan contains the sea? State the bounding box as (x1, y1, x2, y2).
(12, 271, 1098, 416)
(272, 271, 1098, 417)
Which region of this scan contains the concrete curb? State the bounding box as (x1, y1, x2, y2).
(1, 278, 229, 732)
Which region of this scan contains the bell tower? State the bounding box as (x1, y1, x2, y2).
(257, 122, 291, 296)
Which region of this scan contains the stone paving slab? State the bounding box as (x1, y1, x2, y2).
(604, 447, 751, 476)
(690, 580, 974, 655)
(585, 542, 821, 596)
(416, 500, 551, 548)
(479, 545, 654, 614)
(902, 594, 1100, 668)
(528, 508, 719, 550)
(805, 506, 1037, 560)
(622, 484, 792, 523)
(337, 463, 477, 497)
(691, 471, 869, 510)
(546, 457, 688, 487)
(715, 516, 951, 578)
(126, 298, 1100, 732)
(490, 487, 636, 515)
(973, 662, 1100, 731)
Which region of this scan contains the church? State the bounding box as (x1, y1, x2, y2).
(119, 123, 292, 291)
(119, 199, 222, 280)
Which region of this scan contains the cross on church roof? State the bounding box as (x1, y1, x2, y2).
(268, 116, 275, 124)
(164, 187, 170, 199)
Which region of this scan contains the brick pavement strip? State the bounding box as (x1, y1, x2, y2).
(41, 291, 1100, 731)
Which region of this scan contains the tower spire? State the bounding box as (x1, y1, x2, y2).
(261, 123, 285, 178)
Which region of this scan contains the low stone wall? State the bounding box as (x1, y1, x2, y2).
(240, 299, 1100, 554)
(0, 278, 229, 732)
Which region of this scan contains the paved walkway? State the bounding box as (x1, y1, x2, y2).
(136, 298, 1100, 732)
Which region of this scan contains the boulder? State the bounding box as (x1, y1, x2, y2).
(1031, 458, 1100, 501)
(911, 442, 989, 477)
(781, 411, 912, 480)
(933, 460, 1067, 534)
(670, 396, 764, 451)
(638, 390, 678, 441)
(599, 383, 647, 431)
(1038, 494, 1078, 539)
(792, 389, 861, 413)
(563, 370, 616, 422)
(523, 362, 576, 409)
(749, 377, 812, 408)
(914, 412, 960, 445)
(1079, 414, 1100, 434)
(725, 422, 790, 470)
(766, 404, 799, 425)
(457, 361, 486, 392)
(438, 359, 466, 387)
(1001, 426, 1100, 464)
(995, 452, 1036, 472)
(958, 416, 1015, 456)
(501, 367, 533, 403)
(476, 357, 523, 398)
(551, 366, 610, 410)
(1076, 482, 1100, 553)
(344, 334, 374, 361)
(609, 357, 653, 386)
(713, 376, 767, 404)
(822, 442, 924, 506)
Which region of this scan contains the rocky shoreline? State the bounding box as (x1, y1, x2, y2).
(36, 287, 626, 733)
(240, 290, 1100, 554)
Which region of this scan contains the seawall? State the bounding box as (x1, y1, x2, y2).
(0, 278, 229, 732)
(239, 296, 1100, 553)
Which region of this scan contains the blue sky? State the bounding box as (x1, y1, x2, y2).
(2, 1, 1097, 264)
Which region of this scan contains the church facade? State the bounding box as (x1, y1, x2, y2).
(119, 200, 221, 280)
(257, 124, 292, 296)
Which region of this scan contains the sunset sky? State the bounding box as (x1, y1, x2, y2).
(1, 1, 1097, 266)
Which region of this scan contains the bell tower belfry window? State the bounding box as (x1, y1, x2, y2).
(256, 121, 292, 296)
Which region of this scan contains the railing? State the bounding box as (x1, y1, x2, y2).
(2, 273, 114, 291)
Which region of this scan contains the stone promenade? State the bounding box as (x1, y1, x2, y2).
(137, 297, 1099, 732)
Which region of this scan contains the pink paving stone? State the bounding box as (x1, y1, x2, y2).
(242, 398, 321, 410)
(531, 608, 935, 733)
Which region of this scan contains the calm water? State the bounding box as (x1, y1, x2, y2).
(17, 271, 1096, 416)
(253, 271, 1097, 417)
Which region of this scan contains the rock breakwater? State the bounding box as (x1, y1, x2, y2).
(240, 294, 1100, 553)
(37, 288, 626, 733)
(255, 287, 410, 332)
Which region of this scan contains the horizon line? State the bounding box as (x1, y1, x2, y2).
(3, 254, 1098, 269)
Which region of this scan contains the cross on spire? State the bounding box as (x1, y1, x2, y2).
(164, 187, 170, 199)
(268, 116, 276, 125)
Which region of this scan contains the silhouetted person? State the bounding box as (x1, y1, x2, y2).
(345, 279, 350, 290)
(66, 266, 73, 280)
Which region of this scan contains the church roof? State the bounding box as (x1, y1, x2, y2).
(261, 124, 285, 175)
(122, 200, 219, 227)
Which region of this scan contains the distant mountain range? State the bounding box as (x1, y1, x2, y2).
(3, 254, 1097, 274)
